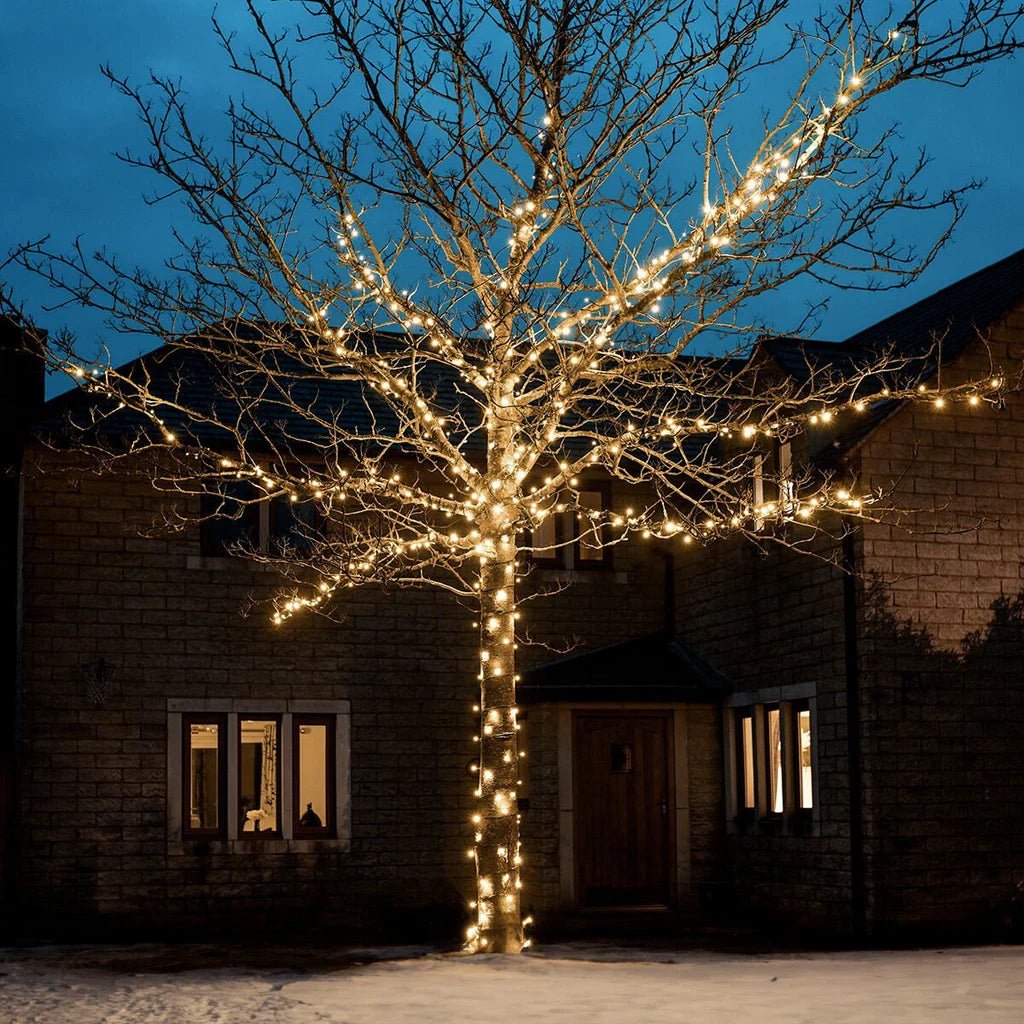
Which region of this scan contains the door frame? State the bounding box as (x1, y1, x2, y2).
(557, 703, 692, 909)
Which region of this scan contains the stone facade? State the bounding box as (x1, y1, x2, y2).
(7, 269, 1024, 944)
(681, 298, 1024, 939)
(12, 456, 695, 938)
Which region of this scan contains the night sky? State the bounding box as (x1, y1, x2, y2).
(3, 2, 1023, 393)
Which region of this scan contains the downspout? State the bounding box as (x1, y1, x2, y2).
(654, 547, 676, 636)
(842, 528, 866, 938)
(0, 319, 44, 922)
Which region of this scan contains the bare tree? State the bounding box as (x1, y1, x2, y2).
(8, 0, 1024, 953)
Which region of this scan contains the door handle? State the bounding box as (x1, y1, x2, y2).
(660, 798, 667, 815)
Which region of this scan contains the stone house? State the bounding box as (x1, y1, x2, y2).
(2, 247, 1023, 943)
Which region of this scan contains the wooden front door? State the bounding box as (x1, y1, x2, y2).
(573, 711, 673, 906)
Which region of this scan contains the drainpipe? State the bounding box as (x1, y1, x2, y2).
(842, 528, 866, 938)
(654, 547, 676, 636)
(0, 318, 45, 919)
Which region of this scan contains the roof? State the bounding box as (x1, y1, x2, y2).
(764, 246, 1024, 459)
(519, 630, 730, 703)
(35, 248, 1024, 463)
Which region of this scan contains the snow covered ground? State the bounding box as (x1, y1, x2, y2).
(3, 943, 1024, 1023)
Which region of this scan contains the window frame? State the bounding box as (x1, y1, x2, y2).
(292, 714, 337, 839)
(237, 713, 284, 839)
(181, 713, 228, 840)
(724, 685, 818, 833)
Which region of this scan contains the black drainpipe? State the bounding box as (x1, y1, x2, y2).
(842, 528, 866, 938)
(0, 318, 44, 920)
(654, 547, 676, 636)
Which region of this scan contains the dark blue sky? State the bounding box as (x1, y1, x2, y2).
(4, 2, 1023, 387)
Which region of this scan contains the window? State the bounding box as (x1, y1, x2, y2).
(736, 710, 755, 814)
(765, 705, 784, 815)
(239, 717, 281, 836)
(270, 496, 321, 554)
(528, 499, 564, 568)
(752, 439, 795, 512)
(199, 485, 259, 556)
(169, 701, 350, 845)
(527, 482, 612, 569)
(182, 715, 226, 838)
(293, 716, 335, 837)
(795, 701, 814, 810)
(726, 691, 815, 826)
(200, 488, 321, 558)
(573, 484, 612, 568)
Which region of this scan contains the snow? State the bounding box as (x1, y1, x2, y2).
(3, 943, 1024, 1023)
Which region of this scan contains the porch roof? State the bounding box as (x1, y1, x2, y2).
(519, 630, 730, 704)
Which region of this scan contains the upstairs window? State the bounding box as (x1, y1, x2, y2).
(527, 483, 612, 570)
(200, 487, 321, 558)
(752, 439, 794, 511)
(199, 485, 259, 556)
(573, 484, 612, 568)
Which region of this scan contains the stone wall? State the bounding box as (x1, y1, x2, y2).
(14, 453, 669, 939)
(856, 303, 1024, 936)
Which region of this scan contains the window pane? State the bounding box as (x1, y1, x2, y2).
(188, 722, 220, 831)
(767, 707, 783, 813)
(576, 490, 604, 561)
(531, 513, 558, 561)
(740, 714, 755, 809)
(798, 708, 813, 809)
(240, 719, 279, 833)
(271, 496, 319, 552)
(200, 486, 258, 555)
(297, 723, 331, 831)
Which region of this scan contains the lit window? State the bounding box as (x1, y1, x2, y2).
(766, 705, 784, 814)
(796, 703, 813, 810)
(737, 710, 755, 813)
(239, 718, 281, 836)
(183, 716, 225, 838)
(294, 717, 335, 837)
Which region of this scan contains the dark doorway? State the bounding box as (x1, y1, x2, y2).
(573, 711, 673, 906)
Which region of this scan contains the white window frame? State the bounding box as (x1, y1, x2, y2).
(167, 698, 351, 851)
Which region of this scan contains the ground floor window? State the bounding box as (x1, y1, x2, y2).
(726, 687, 816, 828)
(169, 700, 349, 846)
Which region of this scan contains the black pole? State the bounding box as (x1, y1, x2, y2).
(0, 318, 45, 925)
(842, 528, 866, 938)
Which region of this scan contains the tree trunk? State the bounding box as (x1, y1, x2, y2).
(470, 532, 524, 953)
